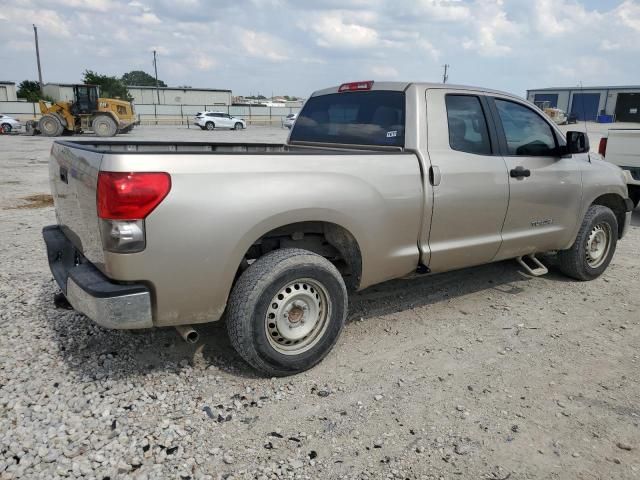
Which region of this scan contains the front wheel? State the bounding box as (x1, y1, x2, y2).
(92, 116, 117, 137)
(226, 248, 348, 376)
(557, 205, 618, 281)
(1, 123, 11, 134)
(234, 122, 244, 130)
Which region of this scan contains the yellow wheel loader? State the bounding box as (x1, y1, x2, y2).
(26, 85, 138, 137)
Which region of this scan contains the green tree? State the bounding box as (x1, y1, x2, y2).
(82, 70, 132, 101)
(17, 80, 45, 102)
(121, 70, 167, 87)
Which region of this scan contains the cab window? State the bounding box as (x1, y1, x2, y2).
(494, 99, 557, 156)
(445, 95, 492, 155)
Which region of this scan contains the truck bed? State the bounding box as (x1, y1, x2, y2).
(49, 139, 424, 327)
(54, 140, 404, 154)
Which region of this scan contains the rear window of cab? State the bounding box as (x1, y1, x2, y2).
(290, 91, 405, 147)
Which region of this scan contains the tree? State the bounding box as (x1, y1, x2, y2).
(17, 80, 45, 102)
(82, 70, 132, 101)
(121, 70, 167, 87)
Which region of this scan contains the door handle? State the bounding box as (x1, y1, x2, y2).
(429, 165, 441, 186)
(510, 166, 531, 178)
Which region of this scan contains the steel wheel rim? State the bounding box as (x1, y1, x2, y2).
(586, 222, 612, 268)
(265, 278, 331, 355)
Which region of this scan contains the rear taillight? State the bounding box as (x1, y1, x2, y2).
(338, 80, 374, 92)
(598, 137, 608, 157)
(97, 172, 171, 220)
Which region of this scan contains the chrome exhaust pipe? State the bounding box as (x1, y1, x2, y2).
(175, 325, 199, 344)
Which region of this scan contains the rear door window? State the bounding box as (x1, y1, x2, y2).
(290, 91, 405, 147)
(445, 95, 492, 155)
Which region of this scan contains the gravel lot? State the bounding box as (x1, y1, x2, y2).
(0, 125, 639, 480)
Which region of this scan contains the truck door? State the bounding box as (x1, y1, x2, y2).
(488, 96, 583, 260)
(424, 89, 510, 272)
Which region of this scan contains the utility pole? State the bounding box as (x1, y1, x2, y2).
(33, 24, 44, 95)
(442, 64, 449, 84)
(153, 50, 160, 104)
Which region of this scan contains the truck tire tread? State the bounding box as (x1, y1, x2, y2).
(557, 205, 618, 281)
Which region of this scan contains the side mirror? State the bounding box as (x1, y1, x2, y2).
(566, 131, 590, 154)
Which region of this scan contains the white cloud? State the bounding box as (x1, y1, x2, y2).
(239, 29, 288, 61)
(133, 12, 162, 25)
(617, 0, 640, 31)
(303, 12, 379, 49)
(0, 0, 638, 97)
(415, 0, 471, 21)
(370, 65, 399, 78)
(463, 0, 517, 57)
(54, 0, 111, 12)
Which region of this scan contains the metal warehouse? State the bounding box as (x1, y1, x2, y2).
(0, 81, 18, 101)
(126, 86, 232, 106)
(526, 86, 640, 122)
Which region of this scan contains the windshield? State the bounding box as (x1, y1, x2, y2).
(289, 90, 405, 147)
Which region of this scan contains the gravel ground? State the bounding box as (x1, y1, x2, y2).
(0, 125, 639, 480)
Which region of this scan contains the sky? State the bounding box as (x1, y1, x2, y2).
(1, 0, 639, 98)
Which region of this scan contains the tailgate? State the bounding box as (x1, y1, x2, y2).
(49, 142, 106, 269)
(607, 130, 640, 168)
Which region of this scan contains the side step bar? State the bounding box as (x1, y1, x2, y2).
(516, 254, 548, 277)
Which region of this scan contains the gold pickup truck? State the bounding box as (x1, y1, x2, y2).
(43, 81, 633, 376)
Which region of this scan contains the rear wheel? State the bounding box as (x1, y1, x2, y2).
(226, 248, 348, 376)
(1, 123, 11, 134)
(205, 122, 215, 131)
(234, 122, 243, 130)
(557, 205, 618, 281)
(92, 116, 118, 137)
(38, 114, 64, 137)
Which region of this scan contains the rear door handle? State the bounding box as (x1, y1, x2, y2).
(510, 166, 531, 178)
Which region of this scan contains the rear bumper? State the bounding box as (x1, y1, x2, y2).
(620, 167, 640, 186)
(43, 225, 153, 329)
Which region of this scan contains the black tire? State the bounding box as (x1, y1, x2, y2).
(205, 121, 215, 131)
(226, 248, 348, 376)
(234, 122, 243, 130)
(92, 116, 118, 137)
(557, 205, 618, 281)
(1, 123, 11, 134)
(38, 114, 64, 137)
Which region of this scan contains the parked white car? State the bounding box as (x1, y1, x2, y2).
(283, 113, 297, 129)
(194, 112, 246, 130)
(0, 114, 23, 133)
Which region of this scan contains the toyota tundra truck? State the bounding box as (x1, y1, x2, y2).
(43, 81, 634, 376)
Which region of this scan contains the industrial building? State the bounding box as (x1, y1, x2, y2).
(126, 86, 232, 106)
(42, 83, 232, 106)
(526, 86, 640, 122)
(0, 81, 17, 101)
